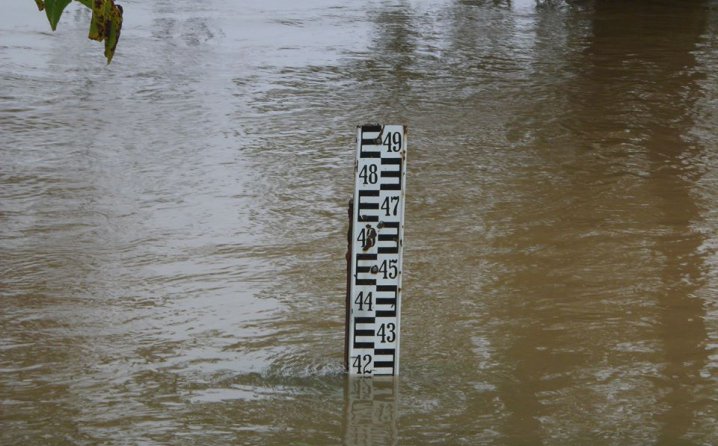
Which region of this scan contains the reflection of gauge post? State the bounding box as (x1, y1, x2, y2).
(342, 376, 399, 445)
(347, 124, 407, 377)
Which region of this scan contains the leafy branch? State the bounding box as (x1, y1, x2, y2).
(34, 0, 123, 63)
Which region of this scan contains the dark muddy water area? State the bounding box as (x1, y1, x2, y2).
(2, 0, 718, 444)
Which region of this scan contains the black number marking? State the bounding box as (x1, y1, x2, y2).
(352, 354, 373, 374)
(382, 132, 402, 152)
(381, 196, 400, 216)
(377, 323, 396, 343)
(357, 225, 377, 251)
(377, 259, 398, 279)
(359, 164, 378, 184)
(354, 291, 373, 311)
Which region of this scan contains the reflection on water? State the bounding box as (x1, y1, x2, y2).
(1, 0, 718, 444)
(343, 377, 399, 446)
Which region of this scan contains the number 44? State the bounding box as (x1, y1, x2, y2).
(354, 291, 373, 311)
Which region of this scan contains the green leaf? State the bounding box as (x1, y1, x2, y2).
(44, 0, 72, 31)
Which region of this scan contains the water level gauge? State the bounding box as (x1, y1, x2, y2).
(348, 124, 407, 376)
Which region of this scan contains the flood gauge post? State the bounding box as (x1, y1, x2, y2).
(346, 124, 407, 377)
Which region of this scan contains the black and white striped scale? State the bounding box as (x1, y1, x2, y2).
(348, 124, 407, 376)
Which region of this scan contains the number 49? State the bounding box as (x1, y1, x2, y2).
(383, 132, 402, 152)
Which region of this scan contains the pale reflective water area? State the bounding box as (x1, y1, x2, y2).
(2, 0, 718, 444)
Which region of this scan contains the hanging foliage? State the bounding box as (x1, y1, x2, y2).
(34, 0, 123, 64)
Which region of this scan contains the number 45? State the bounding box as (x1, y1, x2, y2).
(377, 259, 398, 279)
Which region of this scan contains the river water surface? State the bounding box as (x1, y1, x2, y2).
(2, 0, 718, 444)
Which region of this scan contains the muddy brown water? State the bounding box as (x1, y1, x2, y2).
(2, 0, 718, 444)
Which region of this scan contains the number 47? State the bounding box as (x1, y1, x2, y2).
(381, 196, 399, 216)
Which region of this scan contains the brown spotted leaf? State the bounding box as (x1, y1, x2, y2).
(104, 3, 122, 63)
(88, 0, 111, 41)
(87, 0, 123, 63)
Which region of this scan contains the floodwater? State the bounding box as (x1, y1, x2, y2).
(2, 0, 718, 444)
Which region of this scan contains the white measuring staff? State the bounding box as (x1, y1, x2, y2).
(348, 124, 407, 376)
